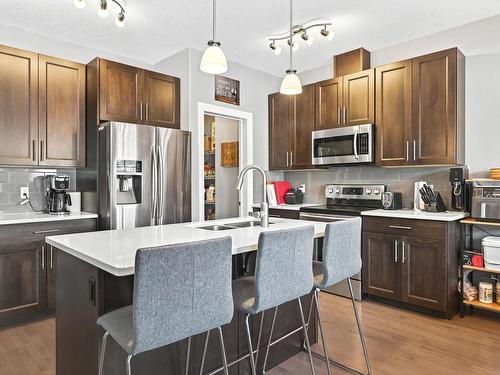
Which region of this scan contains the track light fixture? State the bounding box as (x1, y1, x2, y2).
(74, 0, 126, 28)
(268, 19, 333, 55)
(269, 41, 282, 55)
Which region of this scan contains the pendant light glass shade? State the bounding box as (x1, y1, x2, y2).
(280, 70, 302, 95)
(200, 43, 228, 74)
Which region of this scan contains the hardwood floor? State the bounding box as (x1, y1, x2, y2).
(0, 294, 498, 375)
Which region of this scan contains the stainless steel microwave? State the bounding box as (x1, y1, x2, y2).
(312, 124, 374, 165)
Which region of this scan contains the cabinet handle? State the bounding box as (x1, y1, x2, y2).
(145, 102, 149, 121)
(286, 151, 289, 167)
(402, 241, 406, 264)
(33, 229, 61, 234)
(139, 102, 143, 121)
(40, 141, 44, 161)
(413, 140, 417, 161)
(343, 106, 347, 124)
(337, 107, 341, 125)
(388, 225, 412, 230)
(41, 246, 45, 270)
(50, 245, 53, 269)
(290, 150, 293, 167)
(88, 277, 96, 306)
(32, 140, 36, 162)
(406, 141, 409, 162)
(394, 241, 399, 263)
(269, 214, 281, 218)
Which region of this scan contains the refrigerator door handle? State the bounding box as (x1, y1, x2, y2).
(157, 145, 165, 223)
(151, 146, 157, 225)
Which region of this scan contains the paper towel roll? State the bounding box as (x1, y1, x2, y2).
(68, 192, 81, 213)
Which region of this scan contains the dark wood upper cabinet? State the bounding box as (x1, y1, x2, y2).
(90, 58, 180, 129)
(0, 45, 38, 166)
(268, 92, 293, 170)
(269, 84, 315, 171)
(315, 77, 342, 129)
(99, 59, 143, 123)
(39, 55, 86, 167)
(412, 48, 464, 165)
(342, 69, 375, 126)
(292, 84, 315, 169)
(362, 232, 401, 301)
(375, 60, 413, 166)
(143, 71, 180, 129)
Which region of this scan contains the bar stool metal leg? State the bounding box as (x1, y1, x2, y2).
(262, 306, 278, 374)
(185, 337, 192, 375)
(298, 298, 316, 375)
(126, 354, 133, 375)
(347, 278, 371, 375)
(244, 314, 257, 375)
(217, 327, 230, 375)
(199, 331, 211, 375)
(254, 311, 265, 367)
(313, 288, 332, 375)
(98, 331, 109, 375)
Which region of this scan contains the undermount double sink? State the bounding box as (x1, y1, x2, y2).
(199, 220, 274, 231)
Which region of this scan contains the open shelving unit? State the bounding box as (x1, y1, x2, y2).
(204, 120, 216, 221)
(460, 218, 500, 317)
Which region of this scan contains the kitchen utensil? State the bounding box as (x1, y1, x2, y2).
(419, 188, 430, 204)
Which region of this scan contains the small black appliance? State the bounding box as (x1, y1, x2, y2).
(449, 167, 468, 211)
(284, 188, 304, 205)
(46, 175, 72, 215)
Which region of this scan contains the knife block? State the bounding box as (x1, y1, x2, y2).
(424, 192, 447, 213)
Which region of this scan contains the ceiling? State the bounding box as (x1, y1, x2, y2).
(2, 0, 500, 76)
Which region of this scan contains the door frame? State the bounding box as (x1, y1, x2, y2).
(196, 102, 253, 221)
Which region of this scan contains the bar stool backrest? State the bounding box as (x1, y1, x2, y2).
(253, 226, 315, 313)
(321, 217, 362, 288)
(131, 237, 233, 354)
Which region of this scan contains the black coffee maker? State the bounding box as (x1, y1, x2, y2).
(449, 167, 468, 211)
(46, 175, 72, 214)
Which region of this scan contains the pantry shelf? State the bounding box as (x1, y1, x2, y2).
(463, 300, 500, 313)
(463, 265, 500, 275)
(460, 218, 500, 227)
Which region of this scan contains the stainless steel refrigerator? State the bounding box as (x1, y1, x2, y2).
(97, 122, 191, 230)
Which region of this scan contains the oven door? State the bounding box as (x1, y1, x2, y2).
(312, 124, 373, 165)
(299, 211, 362, 300)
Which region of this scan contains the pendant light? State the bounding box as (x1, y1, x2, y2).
(200, 0, 228, 74)
(280, 0, 302, 95)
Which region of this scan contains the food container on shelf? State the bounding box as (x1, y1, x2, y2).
(497, 283, 500, 304)
(479, 282, 493, 304)
(482, 236, 500, 271)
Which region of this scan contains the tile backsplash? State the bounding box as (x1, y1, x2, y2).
(283, 166, 453, 209)
(0, 168, 76, 213)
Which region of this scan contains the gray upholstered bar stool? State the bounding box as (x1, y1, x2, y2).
(307, 217, 371, 375)
(97, 237, 234, 375)
(232, 226, 316, 375)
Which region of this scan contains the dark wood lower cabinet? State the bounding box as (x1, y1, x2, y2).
(362, 217, 459, 318)
(56, 251, 316, 375)
(0, 218, 96, 326)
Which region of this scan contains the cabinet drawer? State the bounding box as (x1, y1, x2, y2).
(268, 208, 300, 220)
(0, 219, 96, 249)
(363, 217, 445, 239)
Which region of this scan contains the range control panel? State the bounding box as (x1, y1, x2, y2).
(325, 184, 386, 200)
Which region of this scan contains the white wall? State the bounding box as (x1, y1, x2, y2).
(297, 14, 500, 177)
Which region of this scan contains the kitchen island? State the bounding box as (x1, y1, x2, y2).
(47, 217, 326, 375)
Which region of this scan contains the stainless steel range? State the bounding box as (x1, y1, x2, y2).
(300, 183, 386, 300)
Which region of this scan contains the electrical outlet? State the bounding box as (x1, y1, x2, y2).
(299, 184, 306, 193)
(20, 186, 29, 199)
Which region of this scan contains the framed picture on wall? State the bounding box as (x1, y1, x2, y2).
(215, 75, 240, 105)
(221, 141, 239, 167)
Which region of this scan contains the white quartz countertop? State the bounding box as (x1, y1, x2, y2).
(46, 217, 326, 277)
(251, 203, 321, 211)
(361, 209, 468, 222)
(0, 211, 98, 225)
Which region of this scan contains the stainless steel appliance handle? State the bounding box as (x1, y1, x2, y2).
(337, 107, 341, 125)
(33, 229, 61, 234)
(388, 225, 412, 230)
(353, 129, 359, 160)
(151, 146, 157, 224)
(299, 212, 352, 221)
(158, 146, 165, 222)
(413, 140, 417, 161)
(41, 245, 45, 270)
(402, 241, 406, 263)
(406, 141, 409, 162)
(394, 241, 399, 263)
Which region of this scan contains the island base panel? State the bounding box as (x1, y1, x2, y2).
(56, 250, 317, 375)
